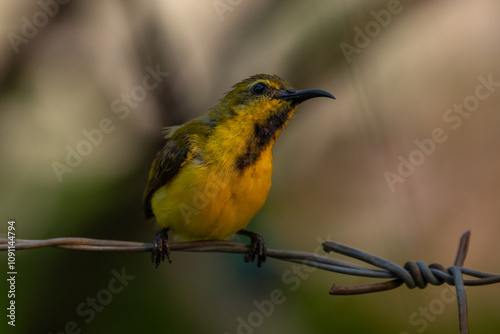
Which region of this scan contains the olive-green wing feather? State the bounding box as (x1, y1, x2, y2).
(143, 126, 192, 219)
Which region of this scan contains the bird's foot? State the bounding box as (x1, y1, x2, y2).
(237, 229, 267, 267)
(152, 228, 171, 268)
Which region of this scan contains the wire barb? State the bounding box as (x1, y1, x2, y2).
(1, 231, 498, 334)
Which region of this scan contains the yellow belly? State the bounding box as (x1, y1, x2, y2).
(151, 149, 273, 241)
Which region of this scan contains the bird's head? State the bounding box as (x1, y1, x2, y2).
(211, 74, 335, 143)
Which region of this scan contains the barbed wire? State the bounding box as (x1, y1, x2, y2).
(1, 231, 499, 334)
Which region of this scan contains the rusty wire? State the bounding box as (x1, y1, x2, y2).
(1, 231, 499, 334)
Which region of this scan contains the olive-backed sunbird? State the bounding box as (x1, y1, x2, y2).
(144, 74, 335, 267)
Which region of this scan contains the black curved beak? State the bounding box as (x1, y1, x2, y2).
(276, 88, 335, 104)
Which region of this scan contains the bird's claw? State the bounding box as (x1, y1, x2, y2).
(242, 231, 267, 267)
(152, 229, 171, 268)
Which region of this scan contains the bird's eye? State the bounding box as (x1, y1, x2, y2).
(251, 82, 267, 95)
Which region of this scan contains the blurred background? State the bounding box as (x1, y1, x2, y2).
(1, 1, 500, 333)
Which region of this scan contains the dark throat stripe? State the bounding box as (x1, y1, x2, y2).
(236, 109, 290, 170)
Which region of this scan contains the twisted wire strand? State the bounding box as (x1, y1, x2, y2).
(1, 233, 499, 287)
